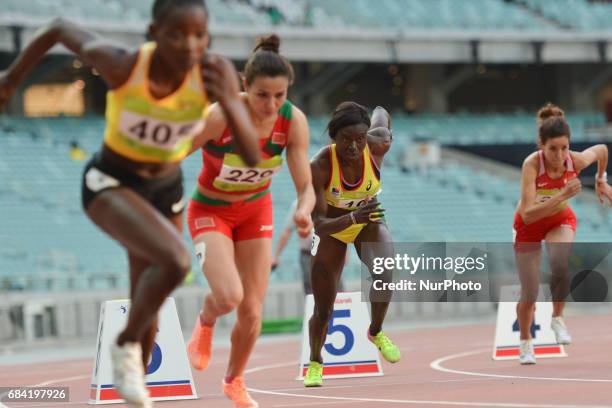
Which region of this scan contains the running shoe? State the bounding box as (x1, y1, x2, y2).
(551, 316, 572, 345)
(110, 342, 151, 407)
(223, 377, 258, 408)
(368, 331, 401, 363)
(187, 317, 214, 370)
(303, 361, 323, 387)
(519, 339, 536, 365)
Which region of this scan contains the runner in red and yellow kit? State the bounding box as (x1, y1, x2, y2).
(514, 103, 612, 365)
(186, 34, 315, 408)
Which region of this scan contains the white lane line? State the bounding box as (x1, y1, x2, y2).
(247, 387, 612, 408)
(245, 359, 612, 408)
(245, 361, 296, 374)
(264, 377, 511, 393)
(274, 400, 361, 407)
(33, 375, 90, 387)
(430, 348, 612, 383)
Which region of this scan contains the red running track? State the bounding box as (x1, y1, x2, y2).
(1, 314, 611, 408)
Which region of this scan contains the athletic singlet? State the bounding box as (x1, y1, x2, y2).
(516, 150, 579, 227)
(325, 144, 381, 211)
(103, 42, 209, 163)
(197, 99, 292, 195)
(534, 150, 578, 210)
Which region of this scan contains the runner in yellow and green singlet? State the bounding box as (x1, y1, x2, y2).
(304, 102, 401, 388)
(0, 1, 260, 406)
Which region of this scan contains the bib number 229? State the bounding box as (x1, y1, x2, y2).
(223, 168, 275, 184)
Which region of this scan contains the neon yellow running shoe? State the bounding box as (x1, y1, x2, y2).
(303, 361, 323, 387)
(368, 331, 401, 363)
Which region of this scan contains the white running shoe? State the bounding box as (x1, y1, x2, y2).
(551, 316, 572, 345)
(519, 339, 536, 365)
(111, 342, 152, 407)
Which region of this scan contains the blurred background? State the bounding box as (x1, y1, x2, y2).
(1, 0, 612, 347)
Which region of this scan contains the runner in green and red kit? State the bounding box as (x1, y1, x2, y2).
(185, 34, 315, 408)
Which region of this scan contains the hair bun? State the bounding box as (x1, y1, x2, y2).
(254, 34, 281, 53)
(537, 103, 565, 122)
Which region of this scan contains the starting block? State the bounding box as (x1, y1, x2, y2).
(493, 285, 567, 360)
(298, 291, 383, 379)
(89, 297, 197, 404)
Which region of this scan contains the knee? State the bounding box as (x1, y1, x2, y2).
(549, 262, 569, 277)
(214, 289, 243, 314)
(236, 302, 263, 332)
(520, 290, 539, 303)
(313, 304, 333, 323)
(159, 245, 191, 285)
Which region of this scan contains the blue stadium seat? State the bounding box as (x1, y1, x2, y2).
(1, 115, 610, 291)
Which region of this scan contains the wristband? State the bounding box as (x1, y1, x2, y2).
(596, 171, 607, 183)
(350, 211, 356, 224)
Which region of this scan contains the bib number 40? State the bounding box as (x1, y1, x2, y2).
(129, 120, 195, 146)
(119, 110, 202, 148)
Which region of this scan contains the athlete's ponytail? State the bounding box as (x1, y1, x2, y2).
(536, 103, 570, 144)
(253, 34, 281, 53)
(244, 34, 294, 85)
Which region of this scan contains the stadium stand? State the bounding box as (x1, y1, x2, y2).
(304, 0, 555, 31)
(0, 0, 596, 31)
(521, 0, 612, 30)
(2, 0, 272, 27)
(2, 115, 610, 292)
(390, 111, 606, 145)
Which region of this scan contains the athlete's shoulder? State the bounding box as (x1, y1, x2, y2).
(310, 146, 331, 187)
(200, 102, 229, 142)
(522, 151, 539, 169)
(204, 102, 227, 123)
(287, 102, 307, 133)
(311, 145, 331, 166)
(289, 102, 305, 119)
(568, 149, 582, 165)
(89, 42, 140, 90)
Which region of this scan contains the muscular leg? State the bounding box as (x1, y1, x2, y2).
(308, 234, 346, 363)
(86, 189, 190, 347)
(545, 226, 575, 317)
(127, 253, 156, 370)
(130, 212, 183, 370)
(227, 238, 272, 377)
(193, 232, 243, 325)
(355, 222, 394, 335)
(515, 248, 541, 340)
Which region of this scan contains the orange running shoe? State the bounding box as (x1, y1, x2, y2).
(187, 317, 213, 370)
(223, 377, 258, 408)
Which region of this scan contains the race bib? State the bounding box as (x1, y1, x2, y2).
(214, 154, 282, 192)
(328, 189, 381, 210)
(536, 188, 567, 209)
(118, 110, 203, 150)
(333, 197, 370, 210)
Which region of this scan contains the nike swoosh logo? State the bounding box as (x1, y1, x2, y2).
(171, 198, 185, 214)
